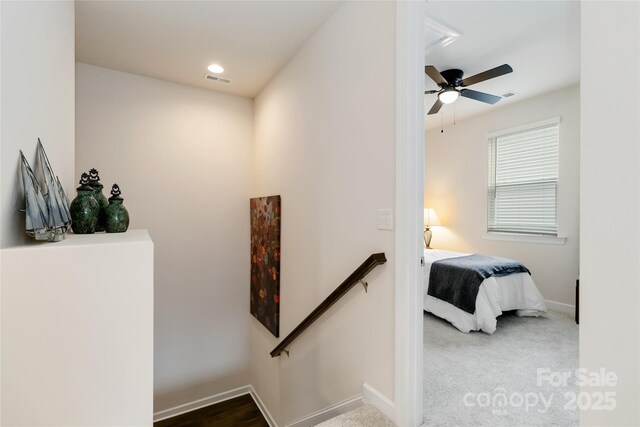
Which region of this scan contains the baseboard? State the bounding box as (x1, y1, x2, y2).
(285, 394, 363, 427)
(362, 383, 395, 423)
(249, 385, 278, 427)
(153, 384, 365, 427)
(153, 385, 252, 422)
(545, 299, 576, 316)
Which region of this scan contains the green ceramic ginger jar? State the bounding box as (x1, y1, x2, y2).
(70, 173, 99, 234)
(88, 168, 109, 232)
(105, 184, 129, 233)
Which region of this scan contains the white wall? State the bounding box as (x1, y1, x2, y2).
(580, 2, 639, 425)
(1, 231, 153, 426)
(425, 85, 580, 307)
(251, 2, 397, 424)
(75, 63, 254, 412)
(0, 1, 75, 248)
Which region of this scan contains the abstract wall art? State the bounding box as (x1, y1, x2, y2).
(250, 195, 281, 337)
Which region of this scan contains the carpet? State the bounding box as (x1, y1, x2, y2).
(316, 404, 395, 427)
(423, 310, 579, 426)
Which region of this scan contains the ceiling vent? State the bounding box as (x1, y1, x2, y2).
(501, 91, 517, 98)
(204, 74, 232, 84)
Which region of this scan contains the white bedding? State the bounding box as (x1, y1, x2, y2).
(423, 249, 547, 334)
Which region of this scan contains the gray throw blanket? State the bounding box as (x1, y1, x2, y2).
(427, 254, 530, 314)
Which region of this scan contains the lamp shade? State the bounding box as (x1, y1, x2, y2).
(438, 88, 459, 104)
(424, 208, 441, 227)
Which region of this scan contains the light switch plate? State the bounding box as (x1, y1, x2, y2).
(377, 209, 393, 230)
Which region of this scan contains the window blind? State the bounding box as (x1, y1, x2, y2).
(487, 120, 559, 236)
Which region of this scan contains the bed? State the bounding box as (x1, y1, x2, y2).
(423, 249, 547, 334)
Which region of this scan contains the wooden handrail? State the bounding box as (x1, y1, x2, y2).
(270, 252, 387, 357)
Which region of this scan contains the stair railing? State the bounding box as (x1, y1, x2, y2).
(270, 253, 387, 357)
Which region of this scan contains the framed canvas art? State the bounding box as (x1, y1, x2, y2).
(250, 195, 281, 337)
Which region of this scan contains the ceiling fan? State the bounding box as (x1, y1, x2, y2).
(424, 64, 513, 115)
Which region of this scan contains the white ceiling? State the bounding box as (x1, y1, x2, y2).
(424, 1, 580, 129)
(75, 1, 342, 98)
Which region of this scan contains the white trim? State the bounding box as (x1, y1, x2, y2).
(362, 383, 396, 423)
(424, 16, 461, 53)
(482, 232, 567, 245)
(153, 385, 278, 427)
(545, 299, 576, 316)
(284, 395, 363, 427)
(395, 1, 425, 426)
(250, 385, 278, 427)
(487, 116, 561, 139)
(153, 385, 252, 422)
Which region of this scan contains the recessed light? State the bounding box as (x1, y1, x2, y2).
(207, 64, 224, 74)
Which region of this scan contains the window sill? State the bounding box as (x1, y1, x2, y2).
(482, 232, 566, 245)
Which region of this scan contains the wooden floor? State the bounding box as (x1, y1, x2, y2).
(155, 394, 269, 427)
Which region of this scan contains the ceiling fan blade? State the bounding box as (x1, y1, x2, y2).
(425, 66, 448, 86)
(425, 90, 439, 94)
(460, 64, 513, 87)
(460, 89, 502, 105)
(427, 99, 444, 115)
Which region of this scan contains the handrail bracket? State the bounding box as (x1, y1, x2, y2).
(359, 280, 368, 293)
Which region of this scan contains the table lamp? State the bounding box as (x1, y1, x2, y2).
(424, 208, 441, 249)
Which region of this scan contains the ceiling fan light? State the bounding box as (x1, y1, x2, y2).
(439, 88, 459, 104)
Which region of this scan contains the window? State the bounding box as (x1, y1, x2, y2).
(487, 118, 559, 236)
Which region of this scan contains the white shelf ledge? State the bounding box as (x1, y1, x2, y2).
(2, 229, 152, 251)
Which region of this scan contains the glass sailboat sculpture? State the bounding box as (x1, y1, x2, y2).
(20, 139, 72, 241)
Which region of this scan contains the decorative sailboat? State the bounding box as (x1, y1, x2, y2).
(20, 151, 50, 240)
(20, 139, 72, 241)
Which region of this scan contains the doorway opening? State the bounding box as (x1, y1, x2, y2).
(416, 2, 580, 426)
